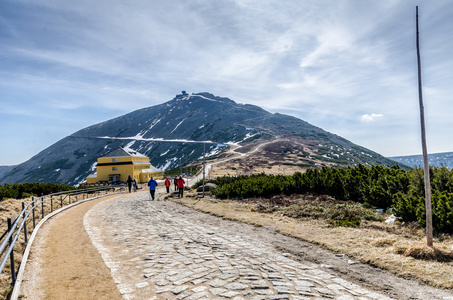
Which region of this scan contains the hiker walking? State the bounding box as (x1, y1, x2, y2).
(174, 176, 178, 191)
(177, 176, 185, 198)
(147, 177, 158, 200)
(126, 175, 133, 193)
(164, 177, 171, 193)
(132, 178, 137, 192)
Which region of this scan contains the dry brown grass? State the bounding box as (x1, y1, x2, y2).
(172, 194, 453, 289)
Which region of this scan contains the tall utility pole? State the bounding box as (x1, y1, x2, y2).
(416, 6, 433, 247)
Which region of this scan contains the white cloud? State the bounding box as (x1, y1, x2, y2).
(361, 114, 384, 122)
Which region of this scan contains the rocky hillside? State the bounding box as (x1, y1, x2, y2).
(0, 166, 15, 180)
(0, 92, 400, 185)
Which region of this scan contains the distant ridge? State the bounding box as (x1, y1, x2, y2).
(389, 152, 453, 169)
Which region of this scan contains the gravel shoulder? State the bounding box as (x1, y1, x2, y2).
(18, 195, 122, 300)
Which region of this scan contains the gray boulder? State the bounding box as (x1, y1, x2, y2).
(196, 183, 217, 192)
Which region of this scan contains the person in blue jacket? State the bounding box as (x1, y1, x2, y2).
(147, 177, 158, 200)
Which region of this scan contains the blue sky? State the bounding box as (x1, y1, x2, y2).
(1, 0, 452, 165)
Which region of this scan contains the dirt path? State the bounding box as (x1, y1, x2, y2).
(18, 195, 122, 300)
(192, 139, 283, 182)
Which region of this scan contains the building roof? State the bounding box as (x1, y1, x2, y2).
(141, 166, 163, 173)
(101, 146, 148, 158)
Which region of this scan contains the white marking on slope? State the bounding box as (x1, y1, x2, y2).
(171, 119, 185, 134)
(96, 136, 216, 144)
(188, 94, 223, 103)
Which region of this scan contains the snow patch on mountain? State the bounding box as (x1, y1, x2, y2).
(97, 136, 215, 144)
(171, 119, 185, 134)
(188, 94, 222, 103)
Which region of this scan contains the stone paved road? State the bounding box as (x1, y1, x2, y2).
(84, 191, 393, 300)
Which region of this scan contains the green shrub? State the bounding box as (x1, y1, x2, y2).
(392, 190, 453, 233)
(1, 182, 76, 201)
(329, 217, 361, 228)
(201, 164, 453, 234)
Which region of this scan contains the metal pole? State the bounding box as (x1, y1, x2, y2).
(7, 218, 16, 285)
(51, 196, 53, 213)
(416, 6, 433, 247)
(22, 202, 27, 244)
(60, 195, 63, 208)
(41, 198, 44, 219)
(32, 197, 36, 229)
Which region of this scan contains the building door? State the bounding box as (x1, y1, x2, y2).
(109, 175, 121, 184)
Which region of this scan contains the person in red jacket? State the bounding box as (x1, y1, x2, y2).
(177, 176, 185, 198)
(164, 177, 170, 193)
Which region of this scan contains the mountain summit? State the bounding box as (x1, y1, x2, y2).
(1, 92, 399, 185)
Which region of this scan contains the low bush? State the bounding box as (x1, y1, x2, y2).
(199, 164, 453, 234)
(0, 182, 76, 201)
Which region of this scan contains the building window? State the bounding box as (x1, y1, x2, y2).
(112, 158, 117, 162)
(112, 167, 118, 171)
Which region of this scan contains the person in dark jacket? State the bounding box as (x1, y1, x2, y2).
(148, 177, 158, 200)
(132, 178, 137, 192)
(126, 175, 133, 193)
(174, 176, 178, 191)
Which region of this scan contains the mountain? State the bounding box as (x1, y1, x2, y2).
(389, 152, 453, 169)
(0, 166, 16, 180)
(0, 92, 401, 186)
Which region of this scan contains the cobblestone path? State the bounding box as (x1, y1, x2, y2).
(84, 191, 393, 300)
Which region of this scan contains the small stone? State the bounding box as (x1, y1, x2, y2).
(220, 291, 240, 298)
(250, 296, 267, 300)
(210, 288, 227, 295)
(192, 286, 207, 293)
(320, 264, 333, 269)
(272, 281, 293, 287)
(254, 289, 274, 295)
(335, 295, 355, 300)
(224, 283, 248, 290)
(314, 288, 335, 296)
(176, 291, 191, 300)
(294, 280, 315, 288)
(274, 286, 295, 295)
(119, 287, 133, 294)
(136, 282, 149, 288)
(172, 285, 190, 294)
(251, 284, 269, 290)
(269, 295, 290, 300)
(192, 278, 207, 285)
(187, 292, 209, 300)
(209, 278, 228, 288)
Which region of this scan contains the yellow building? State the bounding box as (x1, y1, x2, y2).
(86, 147, 164, 184)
